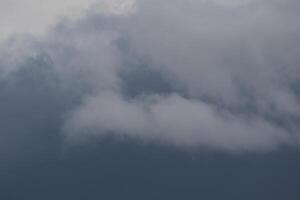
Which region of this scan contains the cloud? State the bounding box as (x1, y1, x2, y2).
(1, 0, 300, 153)
(65, 92, 290, 152)
(0, 0, 135, 41)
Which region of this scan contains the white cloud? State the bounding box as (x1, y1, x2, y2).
(92, 0, 137, 15)
(65, 92, 290, 152)
(0, 0, 136, 41)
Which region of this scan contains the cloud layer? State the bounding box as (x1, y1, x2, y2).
(1, 0, 300, 153)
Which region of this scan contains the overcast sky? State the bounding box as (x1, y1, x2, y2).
(0, 0, 300, 199)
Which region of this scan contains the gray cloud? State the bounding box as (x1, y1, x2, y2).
(65, 92, 290, 152)
(1, 0, 300, 153)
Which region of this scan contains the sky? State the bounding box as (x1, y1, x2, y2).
(0, 0, 300, 199)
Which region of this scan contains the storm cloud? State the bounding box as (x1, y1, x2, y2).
(1, 0, 300, 153)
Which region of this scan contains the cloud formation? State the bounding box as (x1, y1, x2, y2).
(1, 0, 300, 153)
(0, 0, 135, 41)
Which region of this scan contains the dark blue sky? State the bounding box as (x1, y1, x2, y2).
(1, 138, 300, 200)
